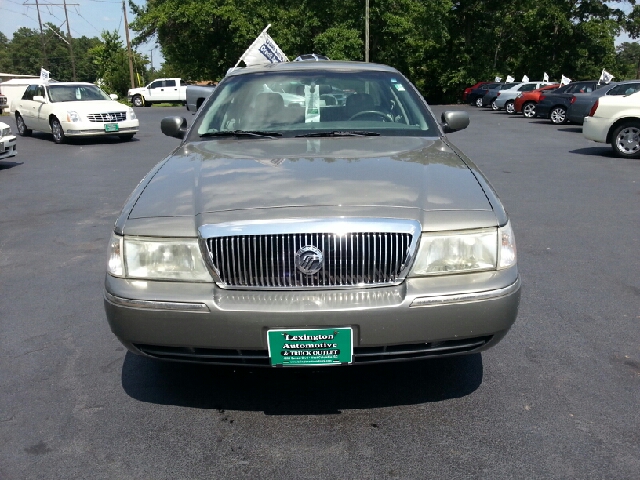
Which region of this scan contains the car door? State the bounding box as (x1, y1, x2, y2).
(146, 80, 163, 101)
(162, 79, 178, 102)
(17, 85, 38, 127)
(33, 85, 50, 131)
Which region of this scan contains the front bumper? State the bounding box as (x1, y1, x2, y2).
(0, 135, 17, 159)
(104, 268, 521, 366)
(583, 116, 610, 143)
(62, 119, 139, 137)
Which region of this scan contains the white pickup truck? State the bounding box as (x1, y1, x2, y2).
(128, 78, 188, 107)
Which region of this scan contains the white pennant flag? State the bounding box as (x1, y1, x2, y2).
(599, 69, 614, 84)
(506, 75, 515, 83)
(234, 24, 288, 68)
(561, 75, 571, 86)
(543, 72, 549, 82)
(522, 75, 529, 82)
(494, 76, 502, 82)
(40, 67, 50, 83)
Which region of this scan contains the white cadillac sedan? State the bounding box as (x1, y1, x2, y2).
(12, 82, 139, 144)
(583, 90, 640, 159)
(0, 121, 17, 159)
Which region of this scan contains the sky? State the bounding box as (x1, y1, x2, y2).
(1, 0, 163, 69)
(1, 0, 637, 75)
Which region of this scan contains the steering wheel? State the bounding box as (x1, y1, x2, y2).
(348, 110, 392, 122)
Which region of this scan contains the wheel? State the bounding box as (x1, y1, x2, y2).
(51, 117, 65, 144)
(610, 122, 640, 159)
(132, 95, 144, 107)
(118, 134, 135, 141)
(522, 102, 536, 118)
(475, 97, 483, 107)
(549, 106, 567, 124)
(505, 101, 516, 114)
(15, 113, 32, 136)
(348, 110, 392, 122)
(491, 100, 499, 111)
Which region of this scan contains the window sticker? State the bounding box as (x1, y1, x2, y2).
(390, 78, 398, 83)
(304, 84, 320, 123)
(76, 89, 82, 100)
(394, 84, 406, 91)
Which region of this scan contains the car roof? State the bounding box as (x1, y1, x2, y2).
(227, 61, 400, 77)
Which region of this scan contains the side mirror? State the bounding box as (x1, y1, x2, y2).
(441, 111, 470, 133)
(110, 94, 118, 100)
(161, 116, 187, 139)
(33, 95, 45, 104)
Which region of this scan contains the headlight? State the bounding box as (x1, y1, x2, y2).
(66, 111, 80, 122)
(107, 232, 212, 282)
(128, 108, 136, 120)
(0, 126, 11, 137)
(410, 223, 517, 276)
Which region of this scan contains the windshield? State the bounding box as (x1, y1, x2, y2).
(191, 69, 440, 139)
(48, 85, 111, 103)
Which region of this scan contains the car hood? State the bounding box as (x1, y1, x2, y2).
(123, 136, 495, 234)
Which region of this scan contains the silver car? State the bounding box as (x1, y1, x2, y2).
(495, 82, 556, 113)
(104, 62, 520, 367)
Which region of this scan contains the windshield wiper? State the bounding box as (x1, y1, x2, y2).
(295, 131, 380, 138)
(200, 130, 282, 138)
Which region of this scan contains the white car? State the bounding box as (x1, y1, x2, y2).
(0, 121, 17, 159)
(583, 91, 640, 159)
(12, 82, 139, 144)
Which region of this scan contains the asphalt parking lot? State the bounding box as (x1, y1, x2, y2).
(1, 105, 639, 479)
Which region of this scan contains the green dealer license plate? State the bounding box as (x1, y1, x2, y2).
(267, 327, 353, 366)
(104, 123, 119, 132)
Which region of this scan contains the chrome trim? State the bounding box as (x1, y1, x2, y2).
(199, 218, 421, 290)
(410, 276, 520, 307)
(104, 292, 210, 312)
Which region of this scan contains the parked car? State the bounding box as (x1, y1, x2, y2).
(12, 82, 139, 144)
(567, 81, 640, 124)
(0, 93, 8, 112)
(495, 82, 557, 114)
(514, 84, 560, 117)
(128, 78, 188, 107)
(462, 81, 489, 103)
(186, 84, 217, 112)
(0, 121, 17, 159)
(535, 81, 603, 124)
(104, 61, 520, 367)
(481, 83, 519, 110)
(468, 82, 501, 107)
(583, 90, 640, 158)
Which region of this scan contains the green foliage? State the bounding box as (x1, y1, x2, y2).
(616, 42, 640, 79)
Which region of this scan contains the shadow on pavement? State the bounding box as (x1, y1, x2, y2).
(557, 127, 582, 133)
(22, 131, 138, 145)
(569, 147, 615, 157)
(0, 161, 24, 170)
(121, 352, 483, 415)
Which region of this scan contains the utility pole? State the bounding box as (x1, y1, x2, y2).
(34, 0, 48, 69)
(122, 0, 136, 89)
(365, 0, 369, 62)
(63, 0, 77, 80)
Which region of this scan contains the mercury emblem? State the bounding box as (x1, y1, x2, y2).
(295, 245, 324, 275)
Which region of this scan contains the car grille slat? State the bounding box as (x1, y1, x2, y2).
(206, 231, 414, 289)
(86, 112, 126, 122)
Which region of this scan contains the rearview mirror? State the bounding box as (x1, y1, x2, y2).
(110, 94, 118, 100)
(161, 116, 188, 139)
(33, 95, 45, 104)
(441, 111, 470, 133)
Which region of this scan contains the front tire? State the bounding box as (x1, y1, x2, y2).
(611, 122, 640, 159)
(15, 113, 32, 136)
(550, 106, 567, 124)
(505, 101, 515, 114)
(522, 102, 536, 118)
(51, 117, 65, 144)
(475, 97, 483, 107)
(132, 95, 144, 107)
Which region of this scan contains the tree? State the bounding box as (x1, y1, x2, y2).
(616, 42, 640, 79)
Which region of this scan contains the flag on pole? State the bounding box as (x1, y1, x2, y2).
(494, 76, 502, 82)
(561, 75, 571, 86)
(543, 72, 549, 82)
(598, 69, 614, 85)
(522, 75, 529, 82)
(234, 24, 288, 68)
(40, 68, 50, 83)
(506, 75, 515, 83)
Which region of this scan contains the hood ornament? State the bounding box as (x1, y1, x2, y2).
(295, 245, 323, 275)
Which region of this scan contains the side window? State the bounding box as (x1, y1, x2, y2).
(22, 85, 36, 100)
(518, 84, 537, 92)
(165, 80, 176, 87)
(35, 85, 46, 98)
(149, 81, 162, 89)
(608, 83, 640, 96)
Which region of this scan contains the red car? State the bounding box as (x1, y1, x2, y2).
(462, 82, 489, 102)
(514, 84, 559, 117)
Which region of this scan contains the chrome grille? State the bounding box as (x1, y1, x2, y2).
(201, 219, 420, 289)
(86, 112, 126, 122)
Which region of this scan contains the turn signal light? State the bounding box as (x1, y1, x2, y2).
(588, 100, 599, 116)
(539, 95, 546, 101)
(570, 96, 577, 104)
